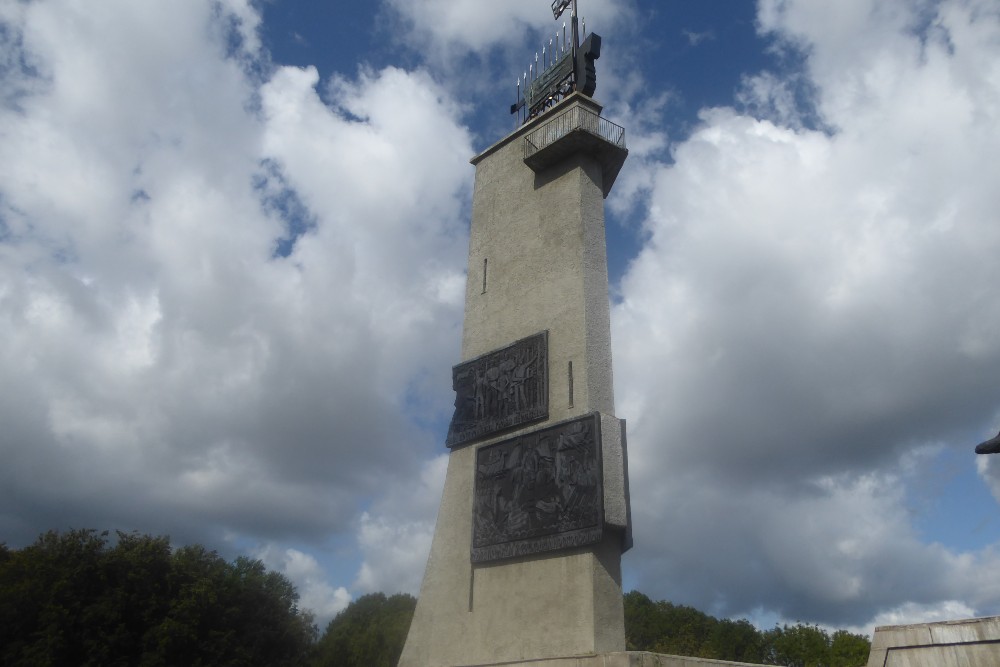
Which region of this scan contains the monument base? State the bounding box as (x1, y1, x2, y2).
(460, 652, 778, 667)
(398, 416, 630, 667)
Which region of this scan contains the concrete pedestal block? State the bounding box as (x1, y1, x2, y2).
(866, 616, 1000, 667)
(397, 437, 627, 667)
(450, 652, 783, 667)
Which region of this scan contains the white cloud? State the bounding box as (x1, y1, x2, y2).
(253, 543, 353, 629)
(352, 454, 448, 595)
(354, 513, 434, 595)
(867, 600, 977, 631)
(683, 29, 715, 47)
(976, 453, 1000, 512)
(215, 0, 263, 54)
(736, 71, 813, 129)
(0, 0, 471, 572)
(614, 0, 1000, 625)
(7, 0, 1000, 636)
(384, 0, 630, 57)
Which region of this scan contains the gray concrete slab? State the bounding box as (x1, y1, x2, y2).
(451, 651, 784, 667)
(866, 616, 1000, 667)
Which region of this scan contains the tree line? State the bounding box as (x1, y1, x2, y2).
(0, 530, 869, 666)
(0, 529, 315, 666)
(625, 591, 871, 667)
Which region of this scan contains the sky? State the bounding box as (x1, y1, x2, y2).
(2, 0, 1000, 636)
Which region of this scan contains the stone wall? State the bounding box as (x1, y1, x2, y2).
(866, 616, 1000, 667)
(460, 652, 784, 667)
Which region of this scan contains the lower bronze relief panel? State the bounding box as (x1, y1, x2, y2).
(471, 412, 604, 564)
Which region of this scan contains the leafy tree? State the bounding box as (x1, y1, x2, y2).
(829, 629, 872, 667)
(624, 590, 666, 651)
(709, 618, 767, 663)
(625, 590, 870, 667)
(0, 533, 875, 667)
(626, 591, 763, 661)
(310, 592, 416, 667)
(0, 529, 316, 667)
(764, 623, 831, 667)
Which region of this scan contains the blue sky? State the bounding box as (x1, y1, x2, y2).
(2, 0, 1000, 635)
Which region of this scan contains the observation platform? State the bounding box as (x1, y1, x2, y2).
(522, 96, 628, 199)
(472, 92, 628, 200)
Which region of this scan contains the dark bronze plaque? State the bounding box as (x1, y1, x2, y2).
(446, 332, 548, 448)
(471, 413, 603, 564)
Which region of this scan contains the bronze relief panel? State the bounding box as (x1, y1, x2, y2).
(446, 331, 548, 448)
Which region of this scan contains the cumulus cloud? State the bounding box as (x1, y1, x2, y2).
(867, 600, 977, 631)
(7, 0, 1000, 636)
(254, 543, 352, 628)
(0, 0, 471, 580)
(614, 0, 1000, 626)
(383, 0, 630, 58)
(352, 454, 448, 595)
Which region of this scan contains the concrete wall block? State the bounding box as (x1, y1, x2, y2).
(867, 616, 1000, 667)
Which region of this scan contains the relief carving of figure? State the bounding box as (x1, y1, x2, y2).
(447, 332, 548, 448)
(510, 352, 537, 411)
(472, 413, 603, 563)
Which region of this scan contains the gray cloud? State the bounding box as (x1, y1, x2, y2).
(5, 0, 1000, 635)
(382, 0, 632, 59)
(0, 0, 470, 586)
(614, 0, 1000, 626)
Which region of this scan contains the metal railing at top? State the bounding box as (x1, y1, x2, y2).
(524, 104, 626, 158)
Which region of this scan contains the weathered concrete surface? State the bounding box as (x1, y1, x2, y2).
(449, 652, 783, 667)
(462, 96, 616, 423)
(398, 94, 631, 667)
(866, 616, 1000, 667)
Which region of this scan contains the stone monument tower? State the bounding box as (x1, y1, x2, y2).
(398, 6, 631, 666)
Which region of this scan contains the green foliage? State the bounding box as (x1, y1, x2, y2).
(624, 591, 870, 667)
(829, 630, 874, 667)
(0, 531, 872, 667)
(624, 591, 767, 662)
(761, 624, 873, 667)
(763, 624, 831, 667)
(0, 529, 316, 667)
(310, 592, 416, 667)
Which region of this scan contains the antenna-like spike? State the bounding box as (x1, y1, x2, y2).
(563, 23, 567, 52)
(515, 79, 519, 127)
(542, 46, 546, 69)
(582, 17, 586, 37)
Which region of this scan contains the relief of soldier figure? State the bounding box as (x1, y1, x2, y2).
(447, 333, 549, 447)
(473, 417, 600, 551)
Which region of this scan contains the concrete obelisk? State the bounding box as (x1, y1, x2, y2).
(398, 89, 630, 667)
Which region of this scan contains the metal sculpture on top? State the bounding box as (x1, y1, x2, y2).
(510, 0, 602, 124)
